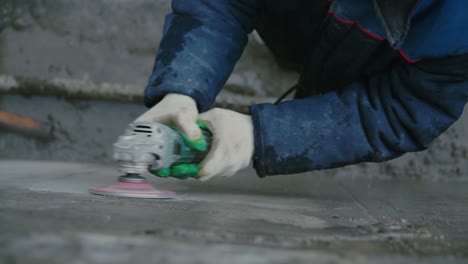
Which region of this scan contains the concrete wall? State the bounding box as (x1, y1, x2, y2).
(0, 0, 297, 96)
(0, 0, 466, 180)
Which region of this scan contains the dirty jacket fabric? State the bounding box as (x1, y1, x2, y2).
(144, 0, 468, 177)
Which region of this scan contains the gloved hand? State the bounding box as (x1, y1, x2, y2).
(136, 93, 206, 179)
(135, 93, 202, 140)
(197, 108, 254, 181)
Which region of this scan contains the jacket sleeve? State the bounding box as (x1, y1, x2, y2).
(249, 55, 468, 177)
(144, 0, 257, 112)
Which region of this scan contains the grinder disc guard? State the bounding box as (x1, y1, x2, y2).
(89, 174, 176, 199)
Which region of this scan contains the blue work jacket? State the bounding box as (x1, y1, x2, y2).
(144, 0, 468, 177)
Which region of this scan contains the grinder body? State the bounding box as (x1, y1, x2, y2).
(113, 121, 211, 175)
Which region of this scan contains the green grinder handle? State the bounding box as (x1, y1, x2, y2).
(171, 120, 212, 165)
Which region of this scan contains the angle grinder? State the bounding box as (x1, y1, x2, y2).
(89, 121, 211, 199)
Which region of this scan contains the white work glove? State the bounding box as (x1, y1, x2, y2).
(135, 93, 201, 140)
(198, 108, 254, 181)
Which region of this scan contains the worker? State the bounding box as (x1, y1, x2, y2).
(136, 0, 468, 181)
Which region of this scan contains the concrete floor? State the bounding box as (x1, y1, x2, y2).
(1, 160, 467, 263)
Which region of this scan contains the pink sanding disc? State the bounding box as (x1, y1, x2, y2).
(89, 181, 176, 199)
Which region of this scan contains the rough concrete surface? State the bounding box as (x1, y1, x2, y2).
(0, 0, 297, 97)
(0, 160, 468, 263)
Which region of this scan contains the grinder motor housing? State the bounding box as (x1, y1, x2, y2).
(113, 122, 211, 174)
